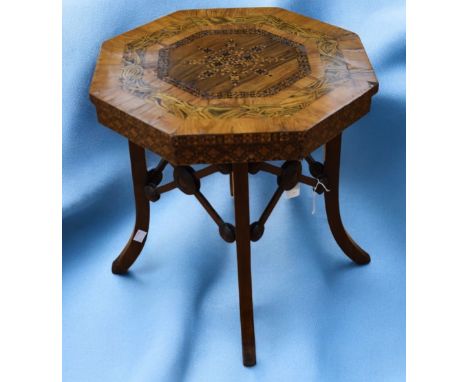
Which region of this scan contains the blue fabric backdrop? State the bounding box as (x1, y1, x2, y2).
(63, 1, 406, 381)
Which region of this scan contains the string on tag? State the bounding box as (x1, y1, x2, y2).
(316, 178, 330, 193)
(312, 179, 330, 215)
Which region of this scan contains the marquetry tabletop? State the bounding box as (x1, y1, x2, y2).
(89, 7, 378, 165)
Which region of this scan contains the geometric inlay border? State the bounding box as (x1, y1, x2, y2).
(120, 15, 351, 119)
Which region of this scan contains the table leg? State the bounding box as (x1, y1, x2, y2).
(232, 163, 256, 366)
(112, 141, 150, 274)
(229, 171, 234, 197)
(324, 134, 371, 265)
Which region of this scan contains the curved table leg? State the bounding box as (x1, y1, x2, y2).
(232, 163, 256, 366)
(324, 134, 371, 265)
(112, 141, 150, 274)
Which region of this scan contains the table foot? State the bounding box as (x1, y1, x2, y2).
(112, 141, 150, 274)
(232, 163, 256, 367)
(324, 134, 371, 265)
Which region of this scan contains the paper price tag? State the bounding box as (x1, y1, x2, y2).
(133, 230, 147, 243)
(311, 190, 316, 215)
(285, 183, 300, 199)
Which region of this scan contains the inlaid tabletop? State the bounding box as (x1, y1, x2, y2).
(90, 7, 378, 164)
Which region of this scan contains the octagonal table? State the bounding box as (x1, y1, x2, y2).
(90, 7, 378, 366)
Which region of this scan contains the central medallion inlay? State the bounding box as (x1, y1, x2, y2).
(185, 38, 284, 86)
(157, 29, 311, 99)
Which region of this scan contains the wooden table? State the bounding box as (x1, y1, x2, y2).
(90, 7, 378, 367)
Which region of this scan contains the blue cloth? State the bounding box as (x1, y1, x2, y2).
(63, 1, 405, 381)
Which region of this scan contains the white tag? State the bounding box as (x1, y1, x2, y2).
(285, 183, 300, 199)
(133, 230, 147, 243)
(311, 190, 316, 215)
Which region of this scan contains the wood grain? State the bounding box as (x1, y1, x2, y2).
(156, 29, 311, 99)
(90, 7, 378, 164)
